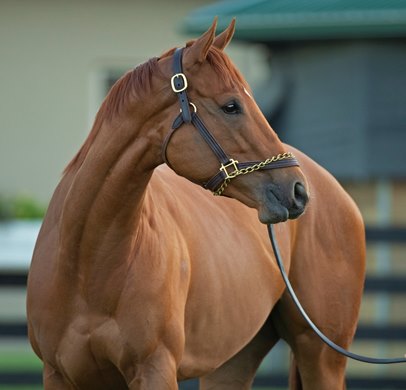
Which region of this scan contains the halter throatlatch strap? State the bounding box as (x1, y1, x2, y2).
(163, 47, 300, 195)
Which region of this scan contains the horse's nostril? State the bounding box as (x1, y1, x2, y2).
(293, 182, 309, 209)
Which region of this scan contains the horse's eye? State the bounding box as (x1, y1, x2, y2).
(222, 101, 241, 115)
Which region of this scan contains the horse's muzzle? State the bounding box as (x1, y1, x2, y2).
(259, 181, 308, 224)
(289, 182, 309, 219)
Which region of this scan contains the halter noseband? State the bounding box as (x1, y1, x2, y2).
(162, 47, 300, 196)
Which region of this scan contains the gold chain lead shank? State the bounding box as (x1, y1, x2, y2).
(214, 152, 296, 196)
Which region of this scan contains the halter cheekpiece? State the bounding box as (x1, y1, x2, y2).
(162, 47, 299, 196)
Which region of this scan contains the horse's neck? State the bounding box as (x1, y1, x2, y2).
(56, 116, 159, 295)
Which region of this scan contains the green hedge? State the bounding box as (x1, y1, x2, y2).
(0, 195, 46, 220)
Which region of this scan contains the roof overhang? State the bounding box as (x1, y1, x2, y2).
(182, 0, 406, 42)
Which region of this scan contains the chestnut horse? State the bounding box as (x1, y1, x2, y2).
(27, 20, 365, 389)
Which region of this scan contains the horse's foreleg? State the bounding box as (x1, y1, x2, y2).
(43, 364, 74, 390)
(288, 356, 302, 390)
(199, 316, 278, 390)
(288, 331, 347, 390)
(272, 297, 351, 390)
(276, 207, 365, 390)
(127, 344, 179, 390)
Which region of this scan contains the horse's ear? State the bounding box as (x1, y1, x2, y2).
(186, 17, 217, 64)
(213, 18, 236, 50)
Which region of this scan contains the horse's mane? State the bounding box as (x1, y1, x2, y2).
(63, 58, 159, 175)
(63, 45, 247, 175)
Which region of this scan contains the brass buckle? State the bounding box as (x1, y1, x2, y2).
(220, 159, 240, 179)
(171, 73, 188, 93)
(180, 102, 197, 113)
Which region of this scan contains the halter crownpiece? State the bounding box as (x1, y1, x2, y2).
(162, 47, 300, 196)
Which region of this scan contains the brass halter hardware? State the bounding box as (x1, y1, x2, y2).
(180, 102, 197, 113)
(219, 159, 240, 180)
(162, 47, 300, 195)
(215, 152, 296, 196)
(171, 73, 188, 93)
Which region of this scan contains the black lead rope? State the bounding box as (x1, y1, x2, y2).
(267, 224, 406, 364)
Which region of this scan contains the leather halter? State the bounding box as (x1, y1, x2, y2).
(162, 47, 299, 196)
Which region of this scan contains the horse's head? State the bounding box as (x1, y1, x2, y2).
(160, 19, 309, 224)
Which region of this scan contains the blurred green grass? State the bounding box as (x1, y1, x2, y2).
(1, 387, 42, 390)
(0, 350, 42, 372)
(0, 343, 42, 389)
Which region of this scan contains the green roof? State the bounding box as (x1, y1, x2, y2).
(182, 0, 406, 42)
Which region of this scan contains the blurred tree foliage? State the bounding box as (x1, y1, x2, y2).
(0, 195, 46, 220)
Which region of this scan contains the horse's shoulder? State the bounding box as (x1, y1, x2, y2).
(288, 145, 364, 233)
(289, 146, 356, 200)
(148, 165, 259, 230)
